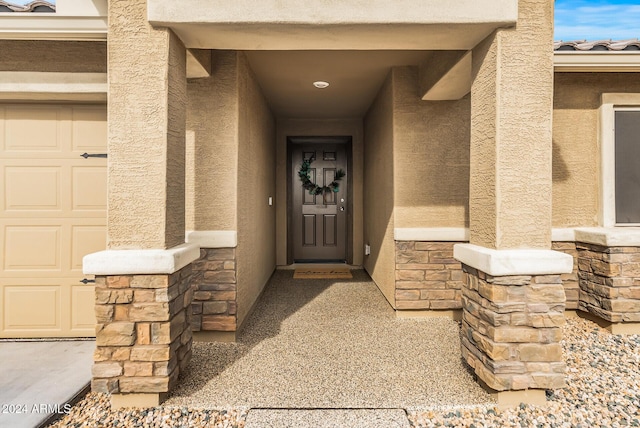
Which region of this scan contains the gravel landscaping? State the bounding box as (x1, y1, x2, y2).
(48, 275, 640, 427)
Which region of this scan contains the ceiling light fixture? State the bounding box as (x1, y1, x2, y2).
(313, 81, 330, 89)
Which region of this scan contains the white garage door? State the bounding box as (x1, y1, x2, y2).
(0, 104, 107, 338)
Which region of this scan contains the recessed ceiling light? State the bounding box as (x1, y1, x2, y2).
(313, 81, 330, 89)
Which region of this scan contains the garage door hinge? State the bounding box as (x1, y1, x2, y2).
(80, 153, 107, 159)
(79, 278, 96, 284)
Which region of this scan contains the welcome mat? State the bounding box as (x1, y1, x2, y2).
(293, 267, 353, 279)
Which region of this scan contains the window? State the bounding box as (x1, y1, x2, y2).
(600, 94, 640, 226)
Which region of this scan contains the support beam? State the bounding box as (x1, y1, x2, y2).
(420, 51, 472, 101)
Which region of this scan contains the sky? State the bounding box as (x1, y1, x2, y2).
(555, 0, 640, 41)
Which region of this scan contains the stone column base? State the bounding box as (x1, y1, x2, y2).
(454, 244, 573, 397)
(574, 231, 640, 333)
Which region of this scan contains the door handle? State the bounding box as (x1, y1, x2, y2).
(340, 207, 345, 212)
(79, 278, 96, 284)
(80, 153, 107, 159)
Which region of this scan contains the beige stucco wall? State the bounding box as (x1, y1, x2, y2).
(469, 0, 553, 250)
(275, 118, 364, 266)
(363, 72, 396, 306)
(552, 72, 640, 228)
(236, 53, 276, 327)
(107, 0, 186, 249)
(186, 51, 239, 231)
(392, 66, 470, 228)
(0, 40, 106, 72)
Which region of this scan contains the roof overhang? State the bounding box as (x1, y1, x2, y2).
(554, 51, 640, 72)
(148, 0, 518, 50)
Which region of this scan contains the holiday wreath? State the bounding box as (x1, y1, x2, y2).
(298, 157, 345, 195)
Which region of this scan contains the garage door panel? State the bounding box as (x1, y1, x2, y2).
(72, 107, 107, 153)
(71, 225, 106, 272)
(3, 284, 61, 331)
(1, 104, 105, 338)
(71, 284, 96, 331)
(4, 226, 61, 271)
(4, 166, 61, 211)
(4, 106, 71, 153)
(72, 166, 107, 211)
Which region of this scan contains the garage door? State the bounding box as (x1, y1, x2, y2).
(0, 104, 107, 338)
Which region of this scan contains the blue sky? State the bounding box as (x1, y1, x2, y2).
(555, 0, 640, 41)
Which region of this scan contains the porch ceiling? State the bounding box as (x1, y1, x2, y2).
(243, 50, 434, 119)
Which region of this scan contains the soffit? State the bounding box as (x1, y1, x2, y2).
(243, 50, 432, 119)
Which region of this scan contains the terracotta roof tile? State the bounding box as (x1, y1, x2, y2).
(554, 39, 640, 51)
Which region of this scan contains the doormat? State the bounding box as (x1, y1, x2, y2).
(293, 267, 353, 279)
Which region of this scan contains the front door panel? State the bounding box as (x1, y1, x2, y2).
(292, 142, 347, 262)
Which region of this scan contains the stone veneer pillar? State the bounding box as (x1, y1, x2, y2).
(84, 245, 200, 408)
(463, 0, 572, 406)
(90, 0, 192, 408)
(574, 228, 640, 334)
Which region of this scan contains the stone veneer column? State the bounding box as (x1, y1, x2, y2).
(575, 228, 640, 334)
(461, 0, 573, 406)
(85, 0, 194, 408)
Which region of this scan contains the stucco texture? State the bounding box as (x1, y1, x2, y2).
(392, 67, 469, 228)
(235, 53, 277, 327)
(363, 72, 396, 306)
(0, 40, 106, 73)
(552, 72, 640, 227)
(186, 51, 239, 231)
(470, 0, 554, 250)
(107, 0, 186, 249)
(275, 118, 364, 266)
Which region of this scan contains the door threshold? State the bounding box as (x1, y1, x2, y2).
(278, 263, 361, 270)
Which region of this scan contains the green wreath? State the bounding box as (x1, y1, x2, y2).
(298, 157, 345, 195)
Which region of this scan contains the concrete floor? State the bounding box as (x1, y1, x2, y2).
(167, 269, 494, 426)
(0, 340, 94, 428)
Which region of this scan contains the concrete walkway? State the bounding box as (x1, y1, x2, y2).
(166, 269, 494, 426)
(0, 340, 94, 428)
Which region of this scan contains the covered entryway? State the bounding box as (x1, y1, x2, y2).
(0, 103, 106, 338)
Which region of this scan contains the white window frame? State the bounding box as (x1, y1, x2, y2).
(599, 93, 640, 227)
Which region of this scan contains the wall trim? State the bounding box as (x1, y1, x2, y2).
(185, 230, 237, 248)
(394, 227, 469, 242)
(453, 244, 573, 276)
(575, 227, 640, 247)
(0, 72, 107, 101)
(83, 243, 200, 275)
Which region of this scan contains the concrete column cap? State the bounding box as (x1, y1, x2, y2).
(83, 243, 200, 275)
(575, 227, 640, 247)
(453, 243, 573, 276)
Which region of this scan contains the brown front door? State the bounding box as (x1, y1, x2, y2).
(290, 138, 348, 262)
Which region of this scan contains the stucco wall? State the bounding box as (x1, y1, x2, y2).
(107, 0, 186, 249)
(470, 0, 553, 250)
(186, 51, 239, 231)
(552, 72, 640, 227)
(236, 53, 277, 327)
(392, 66, 470, 228)
(0, 40, 106, 72)
(275, 118, 364, 266)
(363, 72, 396, 306)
